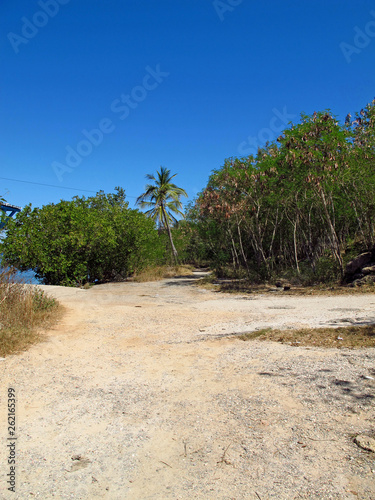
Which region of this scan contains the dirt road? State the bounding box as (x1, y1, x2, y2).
(1, 273, 375, 499)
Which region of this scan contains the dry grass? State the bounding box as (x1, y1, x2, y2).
(238, 325, 375, 349)
(132, 265, 194, 282)
(197, 275, 375, 296)
(0, 269, 61, 357)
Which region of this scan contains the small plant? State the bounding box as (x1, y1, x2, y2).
(32, 288, 56, 311)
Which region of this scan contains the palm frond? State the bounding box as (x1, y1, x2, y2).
(137, 167, 187, 227)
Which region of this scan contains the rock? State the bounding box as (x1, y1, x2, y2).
(354, 435, 375, 453)
(362, 264, 375, 275)
(345, 252, 372, 275)
(353, 272, 364, 280)
(353, 275, 375, 286)
(275, 280, 291, 290)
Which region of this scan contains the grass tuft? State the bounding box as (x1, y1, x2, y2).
(238, 328, 273, 341)
(197, 272, 375, 296)
(238, 325, 375, 348)
(0, 268, 61, 357)
(132, 265, 194, 282)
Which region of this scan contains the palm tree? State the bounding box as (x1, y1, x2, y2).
(136, 167, 188, 264)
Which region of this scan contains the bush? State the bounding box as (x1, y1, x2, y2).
(1, 189, 165, 285)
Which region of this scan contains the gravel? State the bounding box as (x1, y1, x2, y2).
(0, 275, 374, 499)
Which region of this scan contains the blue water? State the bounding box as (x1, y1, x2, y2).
(0, 267, 41, 284)
(0, 256, 41, 284)
(0, 241, 41, 283)
(16, 269, 42, 284)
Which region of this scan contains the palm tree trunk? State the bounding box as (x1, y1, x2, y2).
(161, 204, 178, 265)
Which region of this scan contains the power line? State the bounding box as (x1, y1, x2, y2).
(0, 176, 96, 193)
(0, 176, 138, 199)
(0, 176, 190, 205)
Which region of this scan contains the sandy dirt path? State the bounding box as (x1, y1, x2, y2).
(1, 273, 375, 499)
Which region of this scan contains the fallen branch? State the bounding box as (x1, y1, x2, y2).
(160, 460, 172, 468)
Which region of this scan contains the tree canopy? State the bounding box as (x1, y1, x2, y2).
(187, 99, 375, 281)
(1, 189, 164, 285)
(2, 99, 375, 286)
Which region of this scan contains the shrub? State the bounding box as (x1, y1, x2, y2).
(1, 189, 165, 285)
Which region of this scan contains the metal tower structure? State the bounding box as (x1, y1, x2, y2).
(0, 202, 21, 229)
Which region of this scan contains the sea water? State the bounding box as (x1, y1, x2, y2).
(0, 263, 41, 284)
(0, 229, 42, 283)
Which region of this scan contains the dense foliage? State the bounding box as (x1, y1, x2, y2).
(2, 100, 375, 287)
(1, 189, 164, 285)
(187, 99, 375, 282)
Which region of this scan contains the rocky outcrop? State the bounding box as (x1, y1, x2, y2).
(345, 252, 372, 275)
(344, 248, 375, 286)
(362, 265, 375, 275)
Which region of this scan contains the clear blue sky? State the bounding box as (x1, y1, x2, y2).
(1, 0, 375, 211)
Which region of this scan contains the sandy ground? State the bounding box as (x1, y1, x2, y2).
(1, 272, 375, 499)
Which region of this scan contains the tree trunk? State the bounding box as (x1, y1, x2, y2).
(161, 204, 178, 265)
(237, 222, 250, 274)
(293, 218, 300, 274)
(319, 189, 343, 276)
(231, 234, 240, 269)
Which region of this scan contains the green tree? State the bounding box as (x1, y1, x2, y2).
(136, 167, 187, 264)
(276, 110, 353, 276)
(345, 99, 375, 248)
(191, 100, 375, 282)
(1, 189, 163, 285)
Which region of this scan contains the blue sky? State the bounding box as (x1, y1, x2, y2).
(1, 0, 375, 211)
